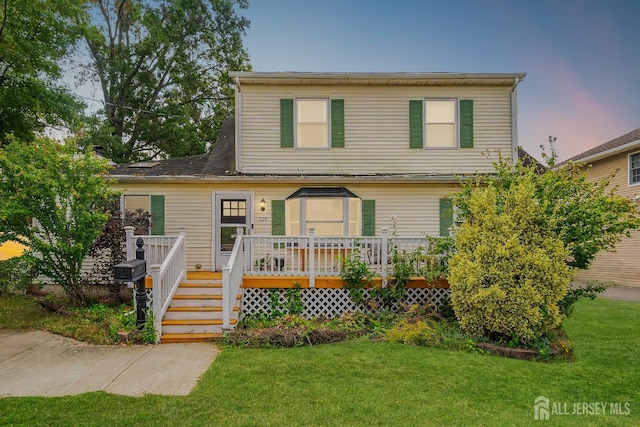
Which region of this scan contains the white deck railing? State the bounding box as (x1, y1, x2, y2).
(222, 228, 245, 329)
(124, 226, 187, 342)
(241, 228, 445, 287)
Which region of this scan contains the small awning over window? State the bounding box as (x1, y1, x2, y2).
(286, 187, 359, 199)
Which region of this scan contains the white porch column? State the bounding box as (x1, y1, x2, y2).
(308, 228, 315, 288)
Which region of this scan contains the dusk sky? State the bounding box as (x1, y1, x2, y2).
(240, 0, 640, 162)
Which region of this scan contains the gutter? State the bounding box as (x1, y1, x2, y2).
(110, 174, 468, 185)
(510, 77, 523, 165)
(235, 76, 242, 171)
(229, 71, 528, 82)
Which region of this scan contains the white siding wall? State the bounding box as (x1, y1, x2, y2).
(114, 182, 458, 271)
(238, 85, 513, 174)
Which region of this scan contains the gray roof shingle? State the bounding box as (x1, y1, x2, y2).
(111, 116, 236, 177)
(558, 128, 640, 165)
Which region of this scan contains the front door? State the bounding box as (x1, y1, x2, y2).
(215, 192, 252, 270)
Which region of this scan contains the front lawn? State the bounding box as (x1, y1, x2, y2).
(0, 298, 637, 426)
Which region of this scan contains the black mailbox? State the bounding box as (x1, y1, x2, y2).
(113, 259, 147, 282)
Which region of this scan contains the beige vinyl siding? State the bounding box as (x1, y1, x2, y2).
(239, 85, 513, 174)
(116, 183, 214, 270)
(114, 182, 458, 271)
(574, 151, 640, 288)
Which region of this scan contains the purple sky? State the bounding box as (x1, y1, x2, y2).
(240, 0, 640, 162)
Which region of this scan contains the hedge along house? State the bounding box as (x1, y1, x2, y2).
(558, 127, 640, 289)
(111, 72, 526, 342)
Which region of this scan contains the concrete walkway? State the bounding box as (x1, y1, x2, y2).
(0, 329, 218, 398)
(573, 283, 640, 302)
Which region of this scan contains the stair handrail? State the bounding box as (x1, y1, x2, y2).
(150, 227, 187, 341)
(222, 228, 244, 329)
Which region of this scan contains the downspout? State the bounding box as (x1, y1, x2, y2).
(235, 76, 242, 172)
(510, 77, 521, 166)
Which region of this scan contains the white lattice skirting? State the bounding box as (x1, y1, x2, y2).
(241, 288, 451, 319)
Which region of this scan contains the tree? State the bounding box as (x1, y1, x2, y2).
(0, 137, 116, 304)
(78, 0, 251, 163)
(0, 0, 85, 142)
(454, 148, 640, 270)
(449, 179, 571, 342)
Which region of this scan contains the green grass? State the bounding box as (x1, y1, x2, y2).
(0, 295, 136, 344)
(0, 298, 638, 426)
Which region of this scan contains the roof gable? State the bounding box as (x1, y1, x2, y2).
(559, 128, 640, 165)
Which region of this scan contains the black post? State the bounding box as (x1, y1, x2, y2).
(135, 237, 147, 329)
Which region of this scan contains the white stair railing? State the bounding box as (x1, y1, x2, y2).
(222, 228, 244, 329)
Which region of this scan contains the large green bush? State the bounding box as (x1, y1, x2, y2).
(448, 179, 571, 343)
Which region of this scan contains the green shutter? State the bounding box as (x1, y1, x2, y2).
(362, 200, 376, 236)
(150, 195, 165, 235)
(272, 200, 285, 235)
(459, 99, 474, 148)
(409, 100, 423, 148)
(439, 198, 453, 237)
(280, 99, 294, 148)
(331, 99, 345, 148)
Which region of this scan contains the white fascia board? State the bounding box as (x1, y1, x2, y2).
(564, 139, 640, 166)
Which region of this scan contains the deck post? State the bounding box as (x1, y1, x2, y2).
(179, 226, 187, 275)
(381, 227, 389, 286)
(308, 228, 315, 288)
(125, 226, 135, 260)
(222, 265, 230, 329)
(150, 264, 162, 342)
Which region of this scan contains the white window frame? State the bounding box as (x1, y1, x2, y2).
(424, 98, 458, 149)
(286, 197, 360, 236)
(629, 151, 640, 186)
(121, 194, 151, 235)
(295, 98, 330, 149)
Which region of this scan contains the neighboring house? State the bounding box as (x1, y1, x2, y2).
(110, 71, 526, 341)
(559, 128, 640, 288)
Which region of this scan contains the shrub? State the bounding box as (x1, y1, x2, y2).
(449, 179, 571, 343)
(0, 255, 38, 295)
(386, 318, 441, 346)
(559, 283, 608, 317)
(339, 243, 375, 304)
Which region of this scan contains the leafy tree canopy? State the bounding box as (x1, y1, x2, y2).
(0, 136, 117, 304)
(454, 141, 640, 270)
(0, 0, 85, 142)
(77, 0, 251, 163)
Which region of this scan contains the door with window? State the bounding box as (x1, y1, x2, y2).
(215, 193, 252, 270)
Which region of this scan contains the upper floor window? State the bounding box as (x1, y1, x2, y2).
(409, 99, 473, 149)
(280, 98, 344, 148)
(630, 152, 640, 185)
(425, 99, 457, 148)
(297, 99, 329, 148)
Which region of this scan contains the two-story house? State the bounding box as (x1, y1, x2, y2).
(559, 128, 640, 289)
(111, 72, 526, 342)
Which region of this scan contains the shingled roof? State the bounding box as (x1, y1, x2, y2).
(111, 116, 236, 177)
(558, 127, 640, 166)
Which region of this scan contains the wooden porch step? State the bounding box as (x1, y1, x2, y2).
(186, 271, 222, 281)
(172, 294, 222, 300)
(171, 293, 241, 300)
(161, 333, 223, 343)
(179, 283, 222, 288)
(166, 306, 239, 312)
(162, 319, 237, 326)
